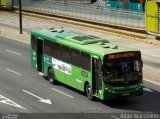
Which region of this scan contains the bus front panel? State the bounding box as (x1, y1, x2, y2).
(103, 51, 143, 99)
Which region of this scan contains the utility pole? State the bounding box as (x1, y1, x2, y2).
(19, 0, 22, 34)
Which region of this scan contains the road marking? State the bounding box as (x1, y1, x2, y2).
(0, 34, 29, 44)
(22, 90, 52, 105)
(0, 94, 26, 110)
(5, 49, 22, 56)
(111, 115, 120, 119)
(51, 88, 74, 99)
(144, 79, 160, 86)
(143, 87, 153, 92)
(6, 68, 22, 76)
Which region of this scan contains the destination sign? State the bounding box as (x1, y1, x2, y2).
(108, 52, 136, 59)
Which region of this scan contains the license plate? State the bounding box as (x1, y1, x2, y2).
(122, 93, 130, 96)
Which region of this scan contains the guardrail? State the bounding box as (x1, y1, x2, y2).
(15, 0, 145, 30)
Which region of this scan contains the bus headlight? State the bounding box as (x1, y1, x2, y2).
(105, 87, 108, 90)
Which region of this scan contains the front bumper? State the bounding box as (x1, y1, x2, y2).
(103, 82, 143, 100)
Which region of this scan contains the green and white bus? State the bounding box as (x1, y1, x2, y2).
(30, 28, 143, 100)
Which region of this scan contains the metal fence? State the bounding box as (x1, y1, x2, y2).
(16, 0, 145, 29)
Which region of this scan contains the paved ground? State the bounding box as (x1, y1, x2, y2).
(0, 35, 160, 114)
(0, 11, 160, 116)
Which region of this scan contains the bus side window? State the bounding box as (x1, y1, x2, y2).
(44, 40, 52, 56)
(31, 35, 37, 51)
(71, 49, 81, 67)
(52, 42, 62, 60)
(61, 45, 71, 64)
(81, 52, 90, 71)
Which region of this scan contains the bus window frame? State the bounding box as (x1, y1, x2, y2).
(81, 52, 91, 71)
(61, 45, 71, 64)
(71, 48, 81, 67)
(52, 42, 62, 60)
(44, 39, 52, 56)
(35, 38, 92, 72)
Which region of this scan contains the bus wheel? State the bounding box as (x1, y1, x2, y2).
(85, 84, 94, 101)
(48, 68, 56, 85)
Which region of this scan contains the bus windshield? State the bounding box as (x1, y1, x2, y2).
(103, 53, 142, 86)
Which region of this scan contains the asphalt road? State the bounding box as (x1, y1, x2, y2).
(0, 35, 160, 117)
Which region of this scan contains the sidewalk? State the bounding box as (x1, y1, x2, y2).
(0, 25, 30, 43)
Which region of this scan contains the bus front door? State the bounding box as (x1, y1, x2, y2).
(92, 58, 102, 95)
(37, 39, 44, 72)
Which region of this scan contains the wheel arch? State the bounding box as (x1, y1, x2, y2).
(46, 66, 53, 76)
(48, 66, 52, 71)
(84, 81, 89, 93)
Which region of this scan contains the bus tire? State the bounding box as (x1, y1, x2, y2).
(48, 68, 56, 85)
(85, 84, 94, 101)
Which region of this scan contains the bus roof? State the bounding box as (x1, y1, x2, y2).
(31, 28, 139, 58)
